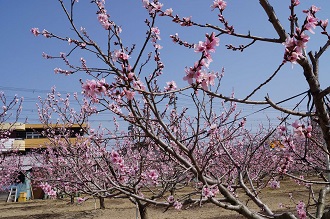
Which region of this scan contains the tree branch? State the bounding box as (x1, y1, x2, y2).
(259, 0, 287, 42)
(243, 63, 284, 101)
(265, 96, 314, 117)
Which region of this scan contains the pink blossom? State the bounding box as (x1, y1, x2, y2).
(124, 89, 135, 100)
(113, 50, 130, 61)
(311, 5, 320, 13)
(294, 126, 305, 138)
(304, 13, 318, 34)
(147, 170, 159, 181)
(202, 187, 215, 198)
(150, 2, 163, 12)
(142, 0, 149, 8)
(211, 0, 227, 11)
(292, 120, 301, 129)
(195, 32, 219, 55)
(53, 68, 73, 75)
(98, 13, 111, 30)
(164, 81, 177, 91)
(197, 71, 216, 90)
(286, 51, 300, 63)
(154, 44, 163, 49)
(292, 0, 300, 6)
(173, 201, 182, 210)
(163, 8, 173, 16)
(77, 197, 86, 204)
(110, 150, 120, 163)
(82, 78, 107, 98)
(167, 195, 175, 203)
(133, 80, 146, 91)
(296, 201, 306, 219)
(42, 52, 52, 59)
(30, 28, 39, 36)
(42, 29, 51, 38)
(283, 36, 296, 48)
(269, 179, 280, 189)
(205, 72, 216, 86)
(183, 68, 196, 85)
(195, 41, 206, 53)
(321, 19, 328, 28)
(277, 125, 287, 133)
(151, 27, 161, 38)
(200, 58, 211, 68)
(170, 33, 179, 43)
(180, 17, 192, 26)
(297, 31, 309, 47)
(39, 182, 56, 198)
(108, 103, 122, 114)
(306, 125, 312, 132)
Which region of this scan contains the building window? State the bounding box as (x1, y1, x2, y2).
(26, 132, 41, 139)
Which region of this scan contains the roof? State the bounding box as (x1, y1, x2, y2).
(0, 123, 87, 130)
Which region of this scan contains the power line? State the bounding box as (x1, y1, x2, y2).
(0, 86, 75, 94)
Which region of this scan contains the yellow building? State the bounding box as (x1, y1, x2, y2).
(0, 123, 87, 152)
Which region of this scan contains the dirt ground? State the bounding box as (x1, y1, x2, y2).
(0, 179, 325, 219)
(0, 198, 245, 219)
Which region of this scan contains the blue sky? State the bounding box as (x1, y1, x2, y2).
(1, 1, 330, 128)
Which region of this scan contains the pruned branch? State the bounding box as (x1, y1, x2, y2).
(265, 95, 314, 117)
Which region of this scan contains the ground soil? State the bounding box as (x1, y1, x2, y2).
(0, 178, 327, 219)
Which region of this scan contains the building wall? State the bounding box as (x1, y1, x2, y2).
(1, 123, 87, 151)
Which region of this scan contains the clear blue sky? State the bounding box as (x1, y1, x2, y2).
(1, 1, 329, 128)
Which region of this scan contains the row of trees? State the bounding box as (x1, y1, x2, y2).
(2, 0, 330, 219)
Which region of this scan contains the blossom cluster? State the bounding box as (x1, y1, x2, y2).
(81, 78, 108, 99)
(142, 0, 163, 14)
(39, 182, 57, 198)
(150, 27, 162, 49)
(96, 0, 112, 30)
(268, 178, 280, 189)
(202, 186, 219, 198)
(277, 153, 293, 174)
(283, 5, 328, 63)
(291, 120, 312, 139)
(164, 81, 177, 92)
(183, 33, 219, 90)
(296, 201, 307, 219)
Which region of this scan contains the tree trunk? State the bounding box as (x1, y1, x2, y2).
(70, 195, 74, 204)
(321, 210, 330, 219)
(299, 58, 330, 153)
(99, 197, 105, 209)
(273, 213, 297, 219)
(137, 202, 149, 219)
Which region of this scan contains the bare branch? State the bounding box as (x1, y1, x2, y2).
(259, 0, 287, 42)
(243, 63, 284, 101)
(265, 96, 314, 117)
(319, 86, 330, 98)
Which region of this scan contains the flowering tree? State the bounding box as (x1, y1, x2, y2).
(30, 0, 330, 218)
(0, 92, 23, 190)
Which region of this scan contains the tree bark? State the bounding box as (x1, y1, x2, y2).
(99, 197, 105, 209)
(273, 213, 297, 219)
(321, 210, 330, 219)
(298, 58, 330, 154)
(137, 202, 149, 219)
